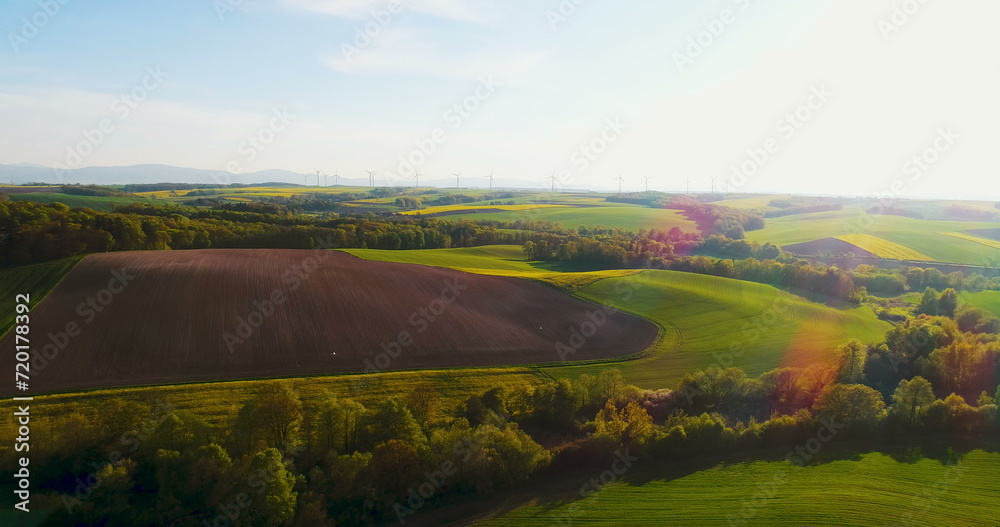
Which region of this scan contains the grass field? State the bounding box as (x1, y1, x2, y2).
(713, 195, 782, 211)
(401, 203, 570, 215)
(0, 257, 81, 335)
(432, 205, 700, 233)
(833, 233, 932, 260)
(959, 290, 1000, 317)
(475, 449, 1000, 526)
(7, 192, 167, 211)
(542, 270, 891, 389)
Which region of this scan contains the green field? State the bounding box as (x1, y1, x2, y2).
(342, 245, 546, 272)
(543, 270, 890, 388)
(7, 192, 167, 211)
(477, 449, 1000, 526)
(428, 205, 700, 234)
(0, 257, 82, 335)
(745, 207, 1000, 265)
(960, 290, 1000, 317)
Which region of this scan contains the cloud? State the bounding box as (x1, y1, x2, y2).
(281, 0, 493, 24)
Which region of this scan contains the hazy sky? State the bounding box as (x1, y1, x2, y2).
(1, 0, 998, 198)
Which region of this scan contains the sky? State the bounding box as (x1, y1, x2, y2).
(1, 0, 998, 198)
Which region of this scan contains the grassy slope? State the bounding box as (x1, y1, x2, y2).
(543, 270, 891, 389)
(0, 368, 545, 435)
(745, 207, 1000, 265)
(341, 246, 643, 291)
(476, 450, 1000, 527)
(0, 257, 82, 335)
(960, 290, 1000, 317)
(8, 193, 167, 211)
(429, 205, 700, 233)
(342, 245, 541, 272)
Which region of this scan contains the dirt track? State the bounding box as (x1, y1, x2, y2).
(0, 249, 657, 395)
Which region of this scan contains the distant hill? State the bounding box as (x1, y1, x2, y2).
(0, 163, 586, 190)
(0, 163, 307, 186)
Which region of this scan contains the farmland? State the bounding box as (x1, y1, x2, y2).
(833, 233, 932, 260)
(428, 204, 700, 233)
(400, 203, 570, 215)
(745, 207, 1000, 265)
(345, 247, 891, 388)
(0, 249, 657, 395)
(5, 192, 167, 211)
(474, 449, 1000, 527)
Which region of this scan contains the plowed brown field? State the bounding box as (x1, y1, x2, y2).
(1, 249, 657, 395)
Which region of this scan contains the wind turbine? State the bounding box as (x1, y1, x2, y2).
(616, 173, 624, 195)
(315, 168, 323, 187)
(366, 170, 376, 188)
(547, 171, 557, 192)
(486, 170, 495, 191)
(303, 173, 310, 186)
(413, 173, 421, 188)
(686, 178, 691, 194)
(452, 171, 462, 188)
(711, 177, 717, 194)
(644, 176, 651, 192)
(332, 169, 340, 186)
